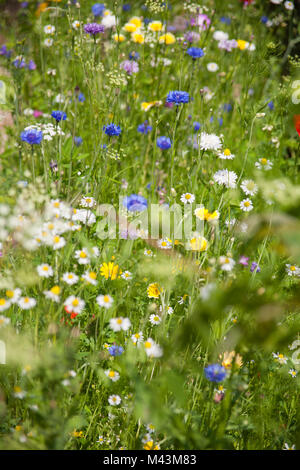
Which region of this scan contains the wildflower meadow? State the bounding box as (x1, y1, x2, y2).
(0, 0, 299, 452)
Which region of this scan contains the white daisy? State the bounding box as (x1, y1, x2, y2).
(5, 288, 21, 304)
(131, 331, 144, 345)
(97, 294, 114, 309)
(109, 317, 131, 332)
(81, 271, 98, 286)
(64, 296, 85, 314)
(44, 38, 53, 47)
(44, 286, 61, 302)
(44, 25, 55, 34)
(285, 264, 300, 277)
(51, 235, 66, 250)
(0, 315, 10, 327)
(80, 196, 96, 208)
(18, 297, 36, 310)
(62, 272, 79, 285)
(75, 248, 90, 265)
(72, 20, 81, 30)
(199, 132, 222, 151)
(180, 193, 195, 204)
(240, 198, 253, 212)
(284, 1, 294, 10)
(37, 264, 53, 278)
(149, 314, 162, 325)
(255, 158, 273, 170)
(108, 394, 121, 406)
(213, 169, 237, 188)
(288, 369, 297, 378)
(157, 238, 172, 249)
(121, 270, 132, 281)
(219, 256, 235, 271)
(105, 370, 120, 382)
(272, 352, 287, 364)
(207, 62, 219, 72)
(144, 338, 163, 358)
(218, 148, 235, 160)
(240, 179, 258, 196)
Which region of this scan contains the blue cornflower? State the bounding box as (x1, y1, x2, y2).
(91, 3, 105, 17)
(78, 92, 86, 102)
(261, 16, 268, 24)
(157, 136, 172, 150)
(123, 194, 148, 212)
(51, 110, 67, 122)
(137, 121, 152, 134)
(108, 345, 124, 357)
(74, 136, 83, 147)
(204, 364, 227, 383)
(129, 51, 140, 61)
(220, 16, 231, 25)
(267, 101, 274, 110)
(193, 121, 201, 132)
(186, 47, 205, 59)
(122, 3, 131, 11)
(223, 103, 232, 112)
(0, 45, 12, 58)
(21, 128, 43, 145)
(103, 123, 122, 137)
(218, 117, 223, 127)
(166, 90, 189, 105)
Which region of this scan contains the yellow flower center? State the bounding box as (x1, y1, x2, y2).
(50, 286, 60, 295)
(72, 299, 79, 307)
(224, 148, 231, 156)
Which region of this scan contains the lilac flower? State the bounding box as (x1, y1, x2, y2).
(218, 39, 238, 52)
(184, 31, 200, 43)
(239, 256, 249, 266)
(197, 14, 211, 30)
(250, 262, 261, 273)
(84, 23, 105, 36)
(120, 60, 139, 75)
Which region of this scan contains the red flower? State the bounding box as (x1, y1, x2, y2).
(294, 115, 300, 137)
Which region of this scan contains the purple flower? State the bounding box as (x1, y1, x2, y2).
(84, 23, 105, 36)
(250, 262, 260, 273)
(184, 31, 200, 43)
(120, 60, 139, 75)
(239, 256, 249, 266)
